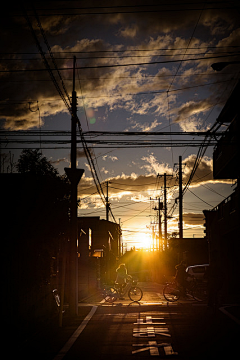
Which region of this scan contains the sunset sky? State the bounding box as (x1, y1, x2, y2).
(1, 1, 240, 250)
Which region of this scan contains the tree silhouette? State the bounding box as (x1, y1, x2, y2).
(16, 149, 59, 177)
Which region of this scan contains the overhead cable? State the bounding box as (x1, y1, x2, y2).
(22, 6, 71, 113)
(1, 53, 240, 73)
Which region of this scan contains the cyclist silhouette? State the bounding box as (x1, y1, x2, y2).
(175, 261, 187, 295)
(116, 264, 128, 297)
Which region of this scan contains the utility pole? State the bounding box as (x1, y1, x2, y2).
(106, 181, 109, 221)
(65, 56, 84, 316)
(157, 173, 173, 249)
(118, 218, 121, 257)
(158, 197, 162, 250)
(179, 156, 183, 255)
(152, 197, 163, 251)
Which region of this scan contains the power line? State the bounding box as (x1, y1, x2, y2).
(81, 79, 235, 99)
(1, 51, 239, 61)
(167, 2, 205, 93)
(32, 5, 71, 106)
(23, 6, 116, 223)
(0, 72, 236, 83)
(22, 6, 71, 113)
(1, 53, 239, 72)
(187, 188, 214, 207)
(1, 130, 224, 136)
(0, 79, 235, 102)
(1, 46, 240, 55)
(16, 4, 240, 16)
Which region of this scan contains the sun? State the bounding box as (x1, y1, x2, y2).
(136, 232, 152, 250)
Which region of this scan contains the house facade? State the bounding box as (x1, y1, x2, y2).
(203, 80, 240, 302)
(77, 216, 121, 298)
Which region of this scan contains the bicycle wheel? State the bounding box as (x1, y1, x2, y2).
(163, 283, 180, 302)
(103, 286, 118, 303)
(128, 286, 143, 301)
(192, 284, 208, 302)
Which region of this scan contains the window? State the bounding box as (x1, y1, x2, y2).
(89, 228, 92, 250)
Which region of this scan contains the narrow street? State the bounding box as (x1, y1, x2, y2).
(20, 282, 239, 360)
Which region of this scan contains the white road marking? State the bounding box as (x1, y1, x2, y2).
(149, 341, 160, 356)
(164, 345, 178, 355)
(132, 314, 178, 356)
(133, 327, 171, 338)
(134, 316, 165, 325)
(53, 305, 98, 360)
(132, 342, 173, 356)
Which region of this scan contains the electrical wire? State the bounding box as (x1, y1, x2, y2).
(22, 6, 71, 113)
(22, 6, 116, 222)
(32, 5, 71, 106)
(18, 3, 240, 16)
(1, 53, 239, 73)
(187, 188, 214, 207)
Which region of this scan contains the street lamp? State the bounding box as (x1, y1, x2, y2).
(211, 60, 240, 71)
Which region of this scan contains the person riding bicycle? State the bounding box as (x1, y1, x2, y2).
(116, 263, 128, 297)
(175, 261, 187, 296)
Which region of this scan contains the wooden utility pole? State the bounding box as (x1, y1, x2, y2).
(65, 56, 84, 316)
(106, 181, 109, 221)
(152, 197, 163, 251)
(164, 173, 167, 243)
(158, 197, 162, 250)
(157, 173, 173, 248)
(179, 156, 183, 251)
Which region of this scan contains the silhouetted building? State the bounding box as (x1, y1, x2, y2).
(168, 237, 209, 265)
(203, 80, 240, 302)
(77, 216, 121, 298)
(1, 173, 69, 330)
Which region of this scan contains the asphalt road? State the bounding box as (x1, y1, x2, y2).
(18, 282, 239, 359)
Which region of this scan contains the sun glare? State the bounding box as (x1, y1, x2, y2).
(136, 232, 152, 250)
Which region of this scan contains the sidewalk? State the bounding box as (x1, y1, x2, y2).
(16, 305, 94, 360)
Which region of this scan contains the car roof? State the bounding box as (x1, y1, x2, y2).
(187, 264, 209, 269)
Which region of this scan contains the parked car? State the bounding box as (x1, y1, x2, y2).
(186, 264, 209, 281)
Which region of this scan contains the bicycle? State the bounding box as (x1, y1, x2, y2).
(102, 276, 143, 303)
(163, 278, 208, 302)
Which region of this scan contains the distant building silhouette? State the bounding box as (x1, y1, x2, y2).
(203, 80, 240, 302)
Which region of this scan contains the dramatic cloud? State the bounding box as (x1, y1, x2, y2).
(183, 154, 213, 185)
(78, 153, 231, 206)
(183, 154, 233, 187)
(50, 157, 69, 165)
(141, 154, 172, 175)
(177, 116, 209, 132)
(102, 155, 118, 162)
(1, 3, 239, 131)
(174, 99, 214, 124)
(1, 1, 238, 242)
(183, 212, 205, 226)
(125, 118, 162, 132)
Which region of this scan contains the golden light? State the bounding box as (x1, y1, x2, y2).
(136, 232, 152, 250)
